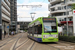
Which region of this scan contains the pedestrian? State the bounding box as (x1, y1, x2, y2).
(4, 31, 6, 38)
(11, 31, 14, 35)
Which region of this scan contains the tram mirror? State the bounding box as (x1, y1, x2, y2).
(38, 25, 40, 27)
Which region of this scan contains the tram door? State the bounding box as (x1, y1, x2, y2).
(32, 27, 34, 39)
(38, 24, 42, 35)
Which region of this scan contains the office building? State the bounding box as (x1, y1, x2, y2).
(10, 0, 17, 33)
(1, 0, 10, 34)
(48, 0, 75, 35)
(17, 21, 30, 30)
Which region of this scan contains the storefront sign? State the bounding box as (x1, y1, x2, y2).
(73, 10, 75, 36)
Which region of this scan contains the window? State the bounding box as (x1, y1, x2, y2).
(64, 12, 66, 15)
(38, 25, 42, 34)
(64, 18, 66, 21)
(64, 6, 66, 9)
(34, 24, 42, 34)
(51, 8, 55, 11)
(28, 24, 42, 34)
(43, 22, 57, 33)
(68, 5, 72, 9)
(58, 7, 61, 10)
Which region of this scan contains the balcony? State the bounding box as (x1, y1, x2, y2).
(2, 9, 10, 17)
(2, 1, 10, 11)
(50, 4, 62, 9)
(2, 6, 10, 16)
(67, 1, 75, 5)
(5, 0, 10, 6)
(2, 13, 10, 21)
(52, 14, 72, 18)
(49, 0, 61, 4)
(50, 8, 72, 14)
(50, 9, 66, 14)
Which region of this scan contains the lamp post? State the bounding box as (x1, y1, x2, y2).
(66, 3, 68, 36)
(61, 1, 68, 36)
(30, 12, 36, 38)
(0, 0, 2, 40)
(30, 12, 36, 21)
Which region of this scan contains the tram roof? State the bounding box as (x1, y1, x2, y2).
(28, 17, 56, 25)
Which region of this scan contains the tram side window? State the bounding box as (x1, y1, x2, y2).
(31, 27, 33, 34)
(29, 27, 31, 34)
(34, 26, 36, 34)
(34, 26, 38, 34)
(28, 28, 29, 33)
(38, 24, 42, 34)
(32, 26, 35, 34)
(52, 26, 57, 32)
(29, 27, 32, 34)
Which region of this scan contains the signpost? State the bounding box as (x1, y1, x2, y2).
(73, 10, 75, 36)
(0, 0, 2, 40)
(7, 26, 9, 28)
(7, 26, 9, 37)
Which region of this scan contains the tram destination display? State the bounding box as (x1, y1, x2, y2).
(43, 18, 56, 22)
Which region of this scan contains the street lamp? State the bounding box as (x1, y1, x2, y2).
(30, 12, 36, 21)
(61, 2, 68, 36)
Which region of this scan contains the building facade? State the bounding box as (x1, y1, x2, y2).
(1, 0, 10, 35)
(48, 0, 75, 35)
(10, 0, 17, 33)
(17, 21, 30, 31)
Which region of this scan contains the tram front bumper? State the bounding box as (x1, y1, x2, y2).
(42, 38, 58, 42)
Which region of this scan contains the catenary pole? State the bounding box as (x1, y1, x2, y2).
(0, 0, 2, 40)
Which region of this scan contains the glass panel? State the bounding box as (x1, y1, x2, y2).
(43, 22, 57, 33)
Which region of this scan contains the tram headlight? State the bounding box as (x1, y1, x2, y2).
(43, 35, 48, 38)
(54, 35, 58, 38)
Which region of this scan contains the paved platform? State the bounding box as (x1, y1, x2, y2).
(0, 33, 75, 50)
(0, 33, 20, 41)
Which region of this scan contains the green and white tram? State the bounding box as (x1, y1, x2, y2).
(28, 17, 58, 42)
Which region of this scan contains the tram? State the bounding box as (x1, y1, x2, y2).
(28, 17, 58, 42)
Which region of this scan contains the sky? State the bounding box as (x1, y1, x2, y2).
(17, 0, 50, 22)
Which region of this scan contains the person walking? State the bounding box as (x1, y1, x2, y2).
(11, 31, 14, 35)
(4, 31, 6, 38)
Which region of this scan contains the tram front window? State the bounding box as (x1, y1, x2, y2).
(43, 22, 57, 33)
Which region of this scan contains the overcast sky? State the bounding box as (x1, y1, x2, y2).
(17, 0, 49, 21)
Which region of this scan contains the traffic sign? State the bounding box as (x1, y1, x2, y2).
(7, 26, 9, 28)
(73, 10, 75, 14)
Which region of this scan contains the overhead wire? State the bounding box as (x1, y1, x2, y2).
(29, 0, 45, 11)
(18, 0, 46, 19)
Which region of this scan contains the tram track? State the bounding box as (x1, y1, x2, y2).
(15, 39, 30, 50)
(12, 33, 30, 50)
(15, 38, 29, 49)
(0, 34, 21, 48)
(13, 34, 23, 50)
(0, 33, 24, 50)
(0, 35, 18, 44)
(29, 42, 35, 50)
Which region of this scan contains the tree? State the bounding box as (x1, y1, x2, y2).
(71, 3, 75, 11)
